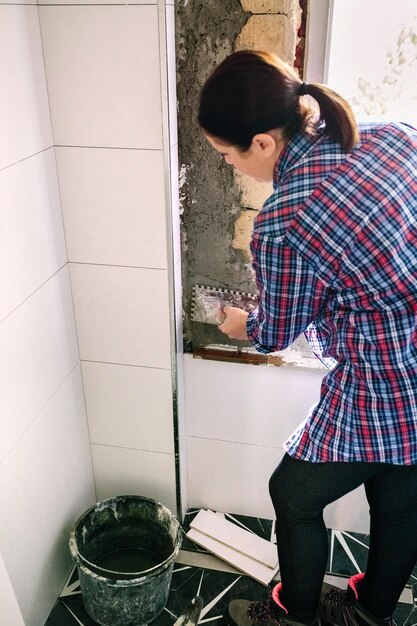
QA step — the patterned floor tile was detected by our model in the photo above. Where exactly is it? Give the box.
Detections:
[45,511,416,626]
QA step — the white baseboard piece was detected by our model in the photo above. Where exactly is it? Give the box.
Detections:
[187,510,279,586]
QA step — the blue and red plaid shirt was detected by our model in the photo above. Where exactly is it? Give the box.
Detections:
[246,121,417,464]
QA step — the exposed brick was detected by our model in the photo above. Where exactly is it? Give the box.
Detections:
[235,14,297,64]
[233,210,257,259]
[234,170,272,211]
[240,0,295,13]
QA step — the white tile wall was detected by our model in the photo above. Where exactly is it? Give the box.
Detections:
[0,6,53,169]
[82,361,174,453]
[70,263,172,369]
[0,554,24,626]
[39,6,163,149]
[184,355,371,533]
[184,356,323,519]
[38,0,182,521]
[3,0,33,5]
[0,149,67,322]
[2,1,181,622]
[184,356,324,446]
[0,6,97,623]
[166,4,178,148]
[0,366,89,572]
[187,434,370,533]
[91,444,177,514]
[187,436,279,520]
[12,450,95,625]
[324,485,370,534]
[39,0,157,4]
[56,147,168,269]
[0,268,80,462]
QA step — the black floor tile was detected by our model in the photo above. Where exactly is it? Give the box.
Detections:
[45,511,416,626]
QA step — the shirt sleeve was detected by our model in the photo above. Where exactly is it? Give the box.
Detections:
[246,232,328,354]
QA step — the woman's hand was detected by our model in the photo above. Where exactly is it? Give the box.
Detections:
[218,306,249,340]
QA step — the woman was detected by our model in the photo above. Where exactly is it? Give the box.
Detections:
[198,50,417,626]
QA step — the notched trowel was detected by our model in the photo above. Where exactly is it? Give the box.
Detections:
[191,285,258,325]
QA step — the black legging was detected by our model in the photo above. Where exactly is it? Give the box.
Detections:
[269,454,417,621]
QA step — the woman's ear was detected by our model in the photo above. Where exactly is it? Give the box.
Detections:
[251,133,278,158]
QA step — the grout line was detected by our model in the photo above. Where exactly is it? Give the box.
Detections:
[188,434,283,450]
[0,262,67,324]
[329,529,335,571]
[0,360,81,465]
[199,576,242,620]
[270,519,276,543]
[333,531,361,573]
[0,145,54,172]
[340,530,369,549]
[223,512,260,535]
[91,441,174,455]
[36,2,161,5]
[80,359,171,371]
[54,143,162,150]
[61,602,87,626]
[68,260,167,271]
[164,607,178,619]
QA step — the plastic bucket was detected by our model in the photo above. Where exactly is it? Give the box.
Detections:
[69,495,183,626]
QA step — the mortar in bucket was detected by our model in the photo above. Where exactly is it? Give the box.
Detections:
[69,495,183,626]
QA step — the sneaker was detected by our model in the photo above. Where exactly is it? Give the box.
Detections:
[320,574,394,626]
[224,582,320,626]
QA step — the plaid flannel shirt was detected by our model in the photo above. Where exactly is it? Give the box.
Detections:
[246,122,417,464]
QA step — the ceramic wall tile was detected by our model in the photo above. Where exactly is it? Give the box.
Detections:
[0,554,24,626]
[185,353,370,533]
[166,4,178,148]
[0,268,79,462]
[186,436,279,520]
[9,450,96,626]
[82,361,174,453]
[70,263,171,369]
[0,366,89,571]
[56,147,168,269]
[325,485,370,534]
[0,149,67,322]
[184,354,324,447]
[39,5,163,149]
[0,0,33,5]
[0,6,53,169]
[91,444,177,514]
[38,0,156,4]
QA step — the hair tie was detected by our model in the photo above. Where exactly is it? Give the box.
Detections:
[298,81,309,96]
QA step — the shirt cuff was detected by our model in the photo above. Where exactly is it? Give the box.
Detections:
[246,308,271,354]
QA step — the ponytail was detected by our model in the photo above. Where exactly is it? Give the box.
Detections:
[301,82,359,152]
[198,50,359,153]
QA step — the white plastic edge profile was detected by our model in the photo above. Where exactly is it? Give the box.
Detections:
[304,0,334,84]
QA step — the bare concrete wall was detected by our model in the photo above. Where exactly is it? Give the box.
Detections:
[176,0,303,354]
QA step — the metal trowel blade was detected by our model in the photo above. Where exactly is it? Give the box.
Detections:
[191,285,258,325]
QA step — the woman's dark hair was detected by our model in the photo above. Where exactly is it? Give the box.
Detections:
[198,50,359,153]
